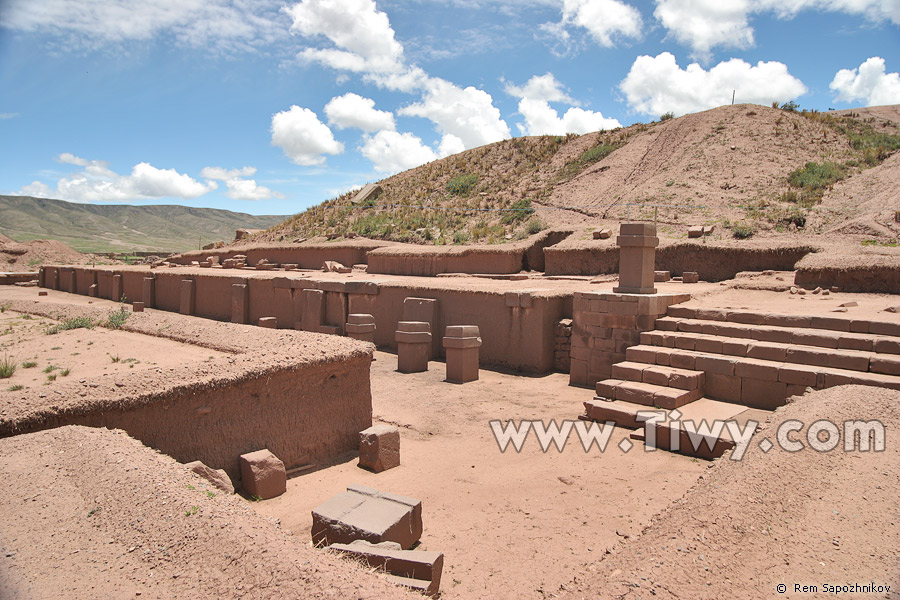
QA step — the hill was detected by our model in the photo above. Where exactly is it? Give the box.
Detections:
[255,103,900,247]
[0,196,287,253]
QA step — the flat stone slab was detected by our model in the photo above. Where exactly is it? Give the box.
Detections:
[312,484,423,549]
[328,540,443,597]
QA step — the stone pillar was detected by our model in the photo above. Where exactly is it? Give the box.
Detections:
[88,283,98,297]
[180,279,195,315]
[346,314,376,343]
[613,222,658,295]
[231,283,249,324]
[142,276,155,308]
[112,274,123,302]
[67,268,77,294]
[301,289,325,332]
[443,325,482,383]
[402,297,439,358]
[396,321,431,373]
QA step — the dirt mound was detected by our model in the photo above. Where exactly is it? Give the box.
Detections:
[0,425,415,599]
[0,234,96,271]
[558,384,900,600]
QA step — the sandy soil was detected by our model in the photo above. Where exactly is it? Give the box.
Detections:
[0,425,417,600]
[0,310,229,394]
[0,233,100,272]
[556,384,900,600]
[253,349,706,600]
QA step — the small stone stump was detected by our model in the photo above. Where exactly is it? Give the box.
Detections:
[239,449,286,500]
[311,484,423,549]
[346,314,376,344]
[132,302,144,312]
[682,271,699,283]
[358,425,400,473]
[396,321,431,373]
[443,325,482,383]
[258,316,277,328]
[613,222,658,295]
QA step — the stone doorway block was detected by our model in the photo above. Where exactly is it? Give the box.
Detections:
[311,484,423,549]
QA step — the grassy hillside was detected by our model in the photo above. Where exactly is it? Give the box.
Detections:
[256,103,900,245]
[0,196,287,253]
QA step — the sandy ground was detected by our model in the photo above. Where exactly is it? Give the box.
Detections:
[0,310,229,394]
[0,425,417,600]
[253,349,706,600]
[557,384,900,600]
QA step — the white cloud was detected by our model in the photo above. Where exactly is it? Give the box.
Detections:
[199,166,257,180]
[0,112,20,120]
[270,105,344,166]
[830,57,900,107]
[200,166,282,201]
[222,178,284,201]
[20,155,218,202]
[620,52,807,117]
[506,73,620,135]
[516,99,621,135]
[285,0,405,75]
[655,0,900,59]
[360,130,438,173]
[399,77,511,149]
[438,134,466,157]
[542,0,643,49]
[0,0,286,52]
[505,73,577,104]
[324,93,396,132]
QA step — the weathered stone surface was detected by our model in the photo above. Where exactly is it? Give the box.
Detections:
[258,317,277,328]
[239,449,286,500]
[185,460,235,494]
[358,425,400,473]
[311,484,423,549]
[328,540,443,597]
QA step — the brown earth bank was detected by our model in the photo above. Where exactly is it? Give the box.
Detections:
[0,425,418,600]
[556,384,900,600]
[0,232,100,272]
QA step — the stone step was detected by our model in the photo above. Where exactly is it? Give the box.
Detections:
[593,377,702,409]
[609,360,705,391]
[666,306,900,338]
[653,316,900,355]
[640,329,900,376]
[624,344,900,409]
[583,398,767,459]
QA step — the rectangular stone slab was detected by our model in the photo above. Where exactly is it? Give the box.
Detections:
[312,484,423,549]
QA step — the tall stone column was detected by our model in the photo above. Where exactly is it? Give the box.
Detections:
[613,222,658,295]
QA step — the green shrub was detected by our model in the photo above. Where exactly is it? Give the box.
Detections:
[446,174,478,196]
[659,112,674,121]
[0,355,16,379]
[732,225,755,239]
[502,198,535,225]
[46,316,94,335]
[526,217,546,235]
[104,305,130,329]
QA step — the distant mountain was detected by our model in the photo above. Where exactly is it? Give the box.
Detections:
[0,196,287,253]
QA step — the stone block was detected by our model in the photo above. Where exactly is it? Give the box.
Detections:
[654,270,671,282]
[231,283,249,324]
[593,228,612,239]
[359,425,400,473]
[704,373,742,403]
[688,225,703,238]
[179,279,195,315]
[614,222,658,294]
[740,378,787,410]
[311,484,423,549]
[397,322,431,373]
[132,302,144,312]
[239,449,286,500]
[682,271,699,284]
[185,460,234,494]
[301,289,325,332]
[329,540,443,598]
[38,290,48,296]
[141,276,155,308]
[258,317,277,328]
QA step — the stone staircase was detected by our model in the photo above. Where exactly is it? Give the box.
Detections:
[582,305,900,458]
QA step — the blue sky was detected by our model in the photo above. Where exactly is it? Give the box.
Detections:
[1,0,898,217]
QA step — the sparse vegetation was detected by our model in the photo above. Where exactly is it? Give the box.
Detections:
[732,224,755,239]
[782,161,848,207]
[0,355,16,378]
[445,174,478,196]
[46,316,94,335]
[660,112,674,121]
[0,302,11,313]
[501,198,535,225]
[22,361,37,369]
[104,305,130,329]
[7,384,23,391]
